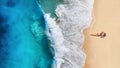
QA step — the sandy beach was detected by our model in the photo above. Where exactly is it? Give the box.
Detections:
[83,0,120,68]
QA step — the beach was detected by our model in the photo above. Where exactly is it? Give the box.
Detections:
[83,0,120,68]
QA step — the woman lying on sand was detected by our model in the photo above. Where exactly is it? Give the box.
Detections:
[90,32,106,38]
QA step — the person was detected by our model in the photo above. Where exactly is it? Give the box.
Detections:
[90,32,106,38]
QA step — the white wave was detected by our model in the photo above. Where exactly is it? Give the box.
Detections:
[45,14,69,68]
[45,0,94,68]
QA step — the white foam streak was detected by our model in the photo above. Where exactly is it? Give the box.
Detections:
[45,14,68,68]
[45,0,94,68]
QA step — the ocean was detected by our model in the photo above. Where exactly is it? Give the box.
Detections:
[0,0,94,68]
[0,0,54,68]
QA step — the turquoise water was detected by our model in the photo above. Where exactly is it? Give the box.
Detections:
[0,0,53,68]
[39,0,63,17]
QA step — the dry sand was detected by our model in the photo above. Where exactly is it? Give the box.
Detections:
[83,0,120,68]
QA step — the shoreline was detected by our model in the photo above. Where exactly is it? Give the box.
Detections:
[47,0,94,68]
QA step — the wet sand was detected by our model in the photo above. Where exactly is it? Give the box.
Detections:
[83,0,120,68]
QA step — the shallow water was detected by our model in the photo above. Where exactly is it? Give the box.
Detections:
[0,0,53,68]
[38,0,63,17]
[47,0,94,68]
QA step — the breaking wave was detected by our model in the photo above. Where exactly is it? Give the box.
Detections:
[44,0,94,68]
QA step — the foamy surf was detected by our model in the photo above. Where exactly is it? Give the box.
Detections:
[45,14,68,68]
[44,0,94,68]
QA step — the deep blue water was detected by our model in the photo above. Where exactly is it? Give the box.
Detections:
[0,0,53,68]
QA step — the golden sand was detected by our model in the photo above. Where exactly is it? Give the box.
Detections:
[83,0,120,68]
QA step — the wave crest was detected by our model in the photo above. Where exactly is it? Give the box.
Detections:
[45,0,94,68]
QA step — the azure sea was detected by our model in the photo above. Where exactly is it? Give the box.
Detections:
[0,0,55,68]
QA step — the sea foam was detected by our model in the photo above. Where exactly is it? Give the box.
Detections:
[44,0,94,68]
